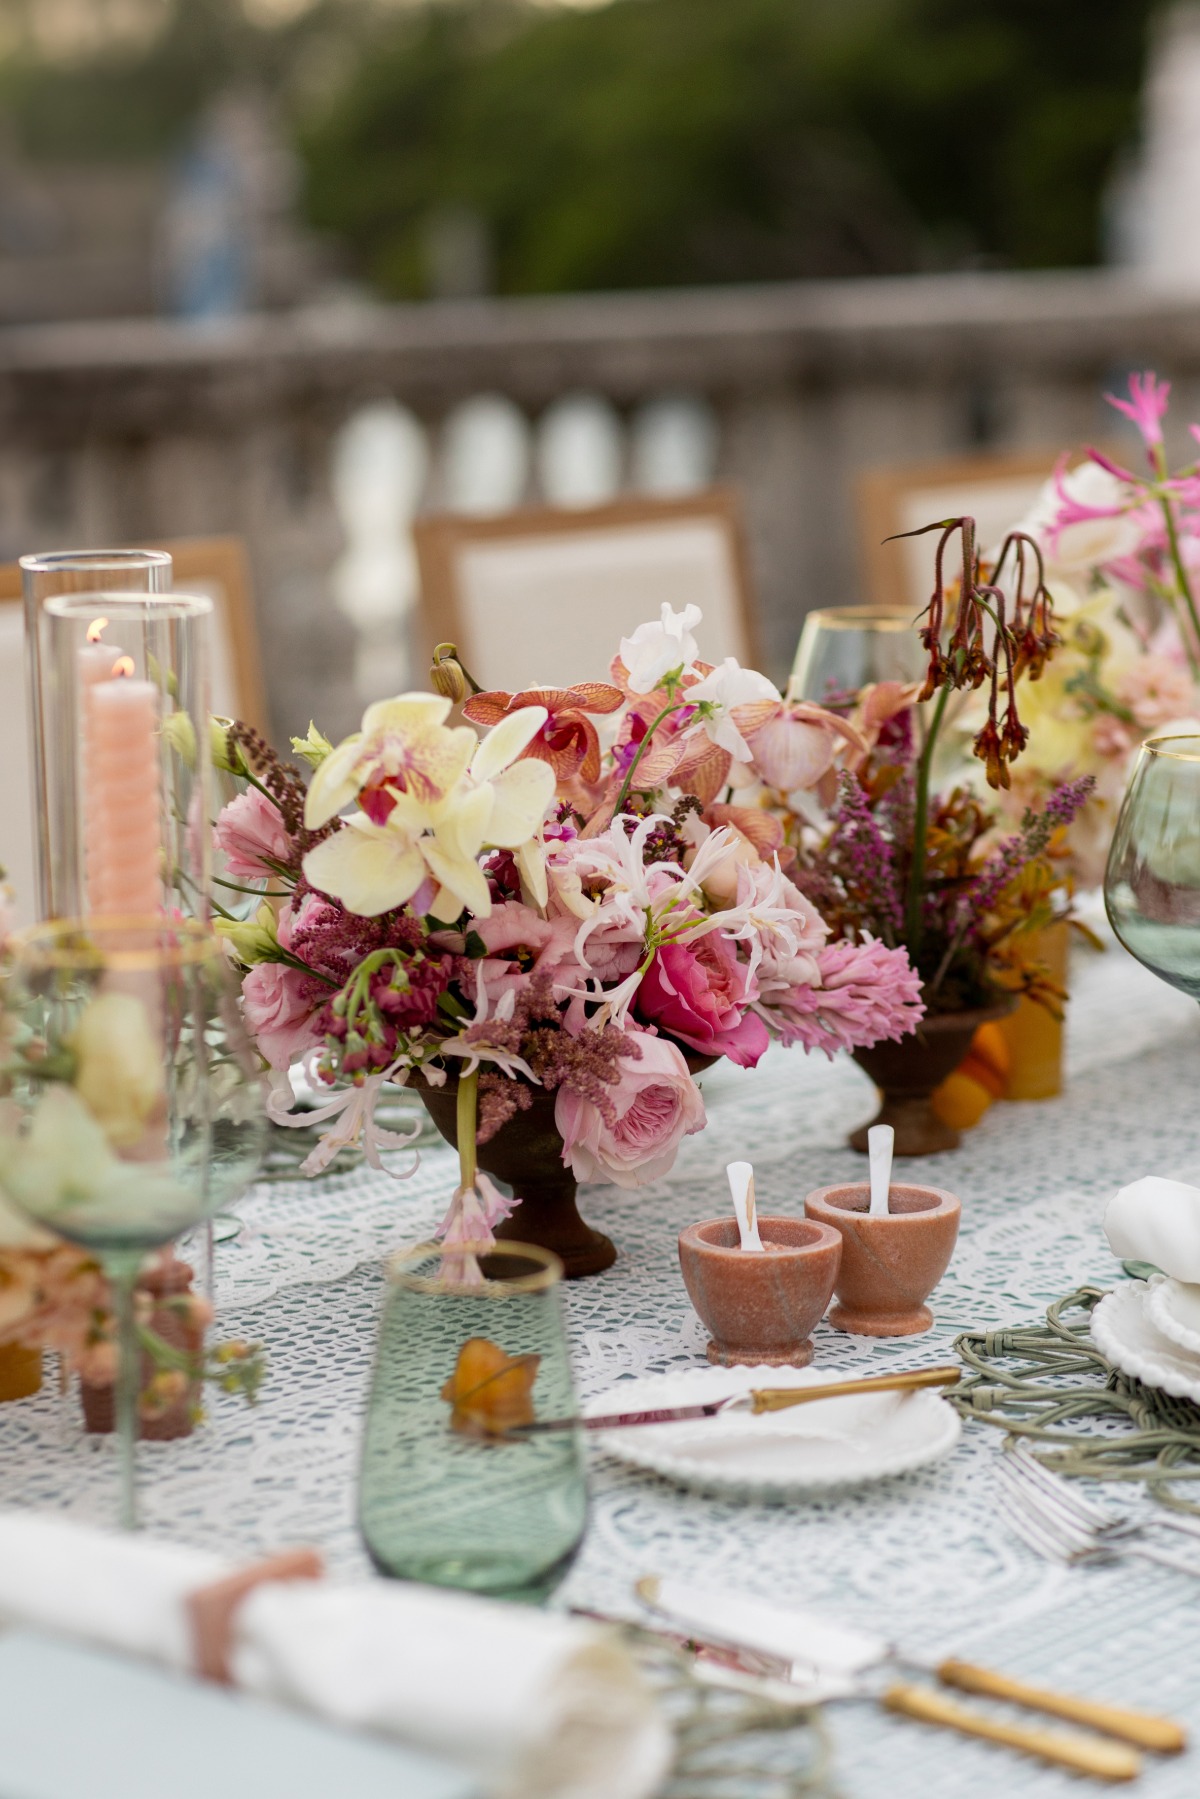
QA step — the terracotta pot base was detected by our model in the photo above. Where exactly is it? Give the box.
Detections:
[828,1301,932,1337]
[705,1335,815,1368]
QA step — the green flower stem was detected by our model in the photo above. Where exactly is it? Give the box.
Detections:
[904,681,952,960]
[1157,486,1200,680]
[613,701,687,815]
[457,1066,479,1190]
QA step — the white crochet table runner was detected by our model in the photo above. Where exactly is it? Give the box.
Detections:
[3,930,1200,1799]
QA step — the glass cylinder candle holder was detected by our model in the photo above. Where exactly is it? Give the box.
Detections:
[41,592,213,923]
[788,604,927,704]
[21,550,172,919]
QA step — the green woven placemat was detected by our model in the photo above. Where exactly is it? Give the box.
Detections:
[953,1284,1200,1513]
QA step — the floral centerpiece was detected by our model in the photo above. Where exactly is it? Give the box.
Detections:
[761,518,1094,1153]
[215,605,922,1273]
[957,372,1200,884]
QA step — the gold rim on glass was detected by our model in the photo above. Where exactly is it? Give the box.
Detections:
[11,915,223,972]
[800,606,916,631]
[386,1240,564,1295]
[1141,733,1200,763]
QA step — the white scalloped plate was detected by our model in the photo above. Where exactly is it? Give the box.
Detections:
[583,1364,962,1499]
[1091,1281,1200,1402]
[1145,1276,1200,1359]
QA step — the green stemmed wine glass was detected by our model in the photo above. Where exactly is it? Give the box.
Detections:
[0,917,264,1528]
[1106,734,1200,998]
[360,1241,587,1601]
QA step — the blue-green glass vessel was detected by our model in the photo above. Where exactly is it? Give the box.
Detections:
[360,1242,587,1602]
[1106,733,1200,999]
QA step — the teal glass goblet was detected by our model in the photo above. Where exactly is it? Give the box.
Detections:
[360,1242,587,1601]
[0,917,265,1527]
[1106,734,1200,998]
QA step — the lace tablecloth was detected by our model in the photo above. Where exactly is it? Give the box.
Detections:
[4,934,1200,1798]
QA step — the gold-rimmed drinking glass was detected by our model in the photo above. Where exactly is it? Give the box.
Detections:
[788,604,926,704]
[0,916,264,1528]
[360,1241,587,1601]
[1105,734,1200,998]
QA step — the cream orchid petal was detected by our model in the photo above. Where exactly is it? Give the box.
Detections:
[436,780,496,860]
[485,759,556,847]
[361,693,452,735]
[471,705,548,783]
[516,836,549,909]
[301,821,426,917]
[422,840,493,920]
[304,733,365,828]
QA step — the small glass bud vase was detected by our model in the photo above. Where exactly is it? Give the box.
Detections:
[21,550,172,919]
[40,592,214,922]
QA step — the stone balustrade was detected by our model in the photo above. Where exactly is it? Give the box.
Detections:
[2,268,1200,746]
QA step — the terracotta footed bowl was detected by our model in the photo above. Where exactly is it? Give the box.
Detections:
[804,1182,960,1337]
[678,1214,843,1367]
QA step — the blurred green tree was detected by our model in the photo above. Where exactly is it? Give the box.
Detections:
[300,0,1160,294]
[0,0,1161,291]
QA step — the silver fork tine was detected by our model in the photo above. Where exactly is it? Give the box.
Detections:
[999,1453,1107,1548]
[1008,1441,1200,1548]
[998,1455,1200,1579]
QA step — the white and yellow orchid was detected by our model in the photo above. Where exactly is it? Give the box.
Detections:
[301,696,556,921]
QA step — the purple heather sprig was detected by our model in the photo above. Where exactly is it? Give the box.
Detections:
[966,776,1095,919]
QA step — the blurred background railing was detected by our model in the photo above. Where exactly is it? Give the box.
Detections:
[3,268,1199,745]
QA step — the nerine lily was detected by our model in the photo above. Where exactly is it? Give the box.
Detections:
[302,695,556,920]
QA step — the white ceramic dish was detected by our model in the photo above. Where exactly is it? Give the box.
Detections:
[583,1364,962,1499]
[1145,1275,1200,1359]
[1091,1281,1200,1402]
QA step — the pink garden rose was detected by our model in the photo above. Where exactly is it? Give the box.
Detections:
[242,960,323,1070]
[635,934,768,1068]
[214,787,292,882]
[555,1028,706,1188]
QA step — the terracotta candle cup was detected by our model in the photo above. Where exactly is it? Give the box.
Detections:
[804,1182,960,1338]
[677,1214,843,1367]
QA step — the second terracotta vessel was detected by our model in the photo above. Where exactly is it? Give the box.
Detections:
[804,1182,960,1337]
[678,1214,843,1366]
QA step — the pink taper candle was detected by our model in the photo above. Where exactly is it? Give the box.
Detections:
[83,662,162,916]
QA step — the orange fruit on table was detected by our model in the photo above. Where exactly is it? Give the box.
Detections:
[931,1069,994,1131]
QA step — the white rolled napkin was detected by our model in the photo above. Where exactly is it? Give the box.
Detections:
[0,1515,670,1799]
[1103,1176,1200,1282]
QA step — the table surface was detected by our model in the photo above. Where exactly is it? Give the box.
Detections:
[3,930,1200,1799]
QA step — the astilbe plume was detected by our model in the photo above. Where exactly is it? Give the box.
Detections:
[798,772,905,944]
[475,968,635,1144]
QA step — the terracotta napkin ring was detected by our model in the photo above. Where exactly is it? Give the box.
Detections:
[187,1547,324,1684]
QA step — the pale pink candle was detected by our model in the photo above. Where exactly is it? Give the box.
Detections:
[84,668,162,917]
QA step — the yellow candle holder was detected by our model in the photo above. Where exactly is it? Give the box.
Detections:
[0,1344,42,1403]
[998,921,1070,1101]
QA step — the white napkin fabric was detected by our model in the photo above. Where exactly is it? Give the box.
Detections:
[1103,1176,1200,1282]
[0,1515,671,1799]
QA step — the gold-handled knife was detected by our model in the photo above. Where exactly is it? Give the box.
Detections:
[509,1363,961,1433]
[635,1575,1185,1770]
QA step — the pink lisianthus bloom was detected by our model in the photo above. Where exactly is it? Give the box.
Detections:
[214,787,292,882]
[758,936,923,1057]
[1113,655,1196,729]
[555,1028,706,1188]
[635,933,769,1068]
[242,960,324,1070]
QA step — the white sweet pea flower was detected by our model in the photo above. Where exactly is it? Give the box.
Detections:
[618,602,703,694]
[684,657,780,761]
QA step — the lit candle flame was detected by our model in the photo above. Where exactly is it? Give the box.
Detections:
[86,617,109,644]
[111,655,135,679]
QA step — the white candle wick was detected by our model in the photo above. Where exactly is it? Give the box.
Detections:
[726,1160,764,1252]
[868,1125,894,1217]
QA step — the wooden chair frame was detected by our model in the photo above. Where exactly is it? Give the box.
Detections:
[413,486,760,678]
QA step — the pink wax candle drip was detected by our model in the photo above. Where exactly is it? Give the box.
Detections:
[83,647,163,918]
